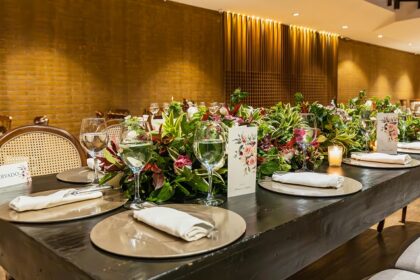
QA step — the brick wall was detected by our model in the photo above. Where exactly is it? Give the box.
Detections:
[338,39,420,103]
[0,0,223,135]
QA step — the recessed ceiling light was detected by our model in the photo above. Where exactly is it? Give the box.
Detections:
[341,25,349,29]
[377,34,383,38]
[408,43,413,46]
[292,12,300,17]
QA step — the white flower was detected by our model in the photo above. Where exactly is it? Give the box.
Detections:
[365,100,373,110]
[124,115,132,120]
[187,106,199,120]
[219,106,228,116]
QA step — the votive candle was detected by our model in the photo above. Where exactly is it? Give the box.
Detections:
[328,145,343,167]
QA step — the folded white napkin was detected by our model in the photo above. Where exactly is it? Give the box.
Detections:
[272,172,344,189]
[351,152,412,165]
[398,142,420,150]
[9,189,103,212]
[133,207,215,242]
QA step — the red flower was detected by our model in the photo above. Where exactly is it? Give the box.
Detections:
[174,155,193,169]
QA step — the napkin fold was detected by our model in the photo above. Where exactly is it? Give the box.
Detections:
[9,189,103,212]
[133,207,215,242]
[351,152,412,165]
[398,142,420,150]
[272,172,344,189]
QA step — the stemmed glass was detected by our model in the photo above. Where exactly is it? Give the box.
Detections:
[80,118,108,185]
[162,102,170,116]
[119,126,153,210]
[294,113,317,172]
[360,112,375,152]
[149,103,159,130]
[193,121,226,206]
[208,102,220,115]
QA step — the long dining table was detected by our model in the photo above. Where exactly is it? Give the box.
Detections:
[1,155,420,280]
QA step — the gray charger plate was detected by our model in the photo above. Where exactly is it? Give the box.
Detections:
[90,204,246,258]
[56,167,103,184]
[0,189,127,223]
[259,176,362,198]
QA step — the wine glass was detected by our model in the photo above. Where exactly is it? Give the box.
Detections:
[193,121,226,206]
[149,103,159,118]
[80,118,108,185]
[162,102,170,116]
[208,102,220,115]
[360,112,375,152]
[294,113,317,172]
[120,126,153,210]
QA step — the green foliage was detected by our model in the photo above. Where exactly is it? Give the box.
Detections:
[100,89,420,203]
[230,88,249,106]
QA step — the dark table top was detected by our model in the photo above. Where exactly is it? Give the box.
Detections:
[1,157,420,280]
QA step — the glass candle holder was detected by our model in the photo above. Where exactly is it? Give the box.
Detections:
[328,145,343,167]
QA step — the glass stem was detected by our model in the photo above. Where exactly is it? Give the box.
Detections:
[207,168,213,200]
[93,154,99,184]
[134,172,141,202]
[302,144,308,170]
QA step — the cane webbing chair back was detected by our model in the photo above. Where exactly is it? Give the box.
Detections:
[0,126,86,176]
[106,123,123,145]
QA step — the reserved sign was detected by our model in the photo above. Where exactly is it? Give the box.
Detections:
[0,162,31,188]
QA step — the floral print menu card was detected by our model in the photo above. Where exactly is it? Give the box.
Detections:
[228,126,258,198]
[376,113,398,154]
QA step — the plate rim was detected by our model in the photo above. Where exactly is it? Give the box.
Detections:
[0,189,127,224]
[258,176,362,198]
[343,157,420,169]
[90,204,247,259]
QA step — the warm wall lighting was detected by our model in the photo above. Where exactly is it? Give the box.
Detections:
[377,34,383,38]
[293,12,300,16]
[341,25,349,29]
[408,42,413,46]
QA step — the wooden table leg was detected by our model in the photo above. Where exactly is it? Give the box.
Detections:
[377,219,385,233]
[401,206,408,224]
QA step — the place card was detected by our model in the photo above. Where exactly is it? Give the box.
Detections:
[227,126,258,198]
[376,113,398,154]
[0,162,31,188]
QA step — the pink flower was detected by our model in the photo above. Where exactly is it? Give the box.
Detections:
[246,157,257,167]
[243,145,254,156]
[174,155,193,169]
[153,173,164,190]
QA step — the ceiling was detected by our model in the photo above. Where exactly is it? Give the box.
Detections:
[173,0,420,54]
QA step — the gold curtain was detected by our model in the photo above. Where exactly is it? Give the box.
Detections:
[224,12,339,106]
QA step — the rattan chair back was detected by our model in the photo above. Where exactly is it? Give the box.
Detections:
[0,125,86,176]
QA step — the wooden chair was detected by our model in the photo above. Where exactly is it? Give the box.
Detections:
[0,125,86,176]
[33,115,49,126]
[106,109,130,120]
[0,115,12,136]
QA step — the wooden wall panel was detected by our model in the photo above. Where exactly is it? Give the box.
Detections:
[0,0,223,135]
[224,13,339,107]
[338,39,420,103]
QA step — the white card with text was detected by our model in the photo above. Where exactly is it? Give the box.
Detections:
[0,162,31,188]
[376,113,398,154]
[228,126,258,198]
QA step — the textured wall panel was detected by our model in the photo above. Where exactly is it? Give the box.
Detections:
[0,0,224,135]
[338,39,420,103]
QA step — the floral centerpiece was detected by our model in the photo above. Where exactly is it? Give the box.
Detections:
[99,89,419,203]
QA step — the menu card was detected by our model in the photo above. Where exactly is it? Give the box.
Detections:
[227,126,258,198]
[0,162,31,188]
[376,113,398,154]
